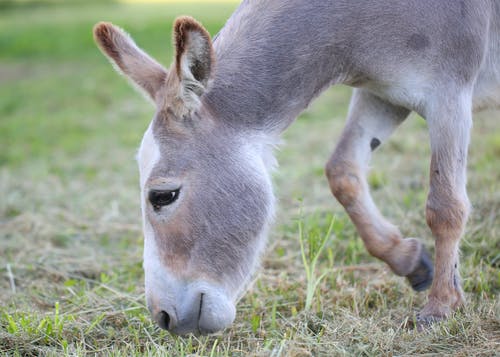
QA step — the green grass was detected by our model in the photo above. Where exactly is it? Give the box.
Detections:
[1,1,499,356]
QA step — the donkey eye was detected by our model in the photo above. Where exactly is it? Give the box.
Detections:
[148,189,180,211]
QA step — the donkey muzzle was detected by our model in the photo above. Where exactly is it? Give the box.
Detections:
[147,281,236,335]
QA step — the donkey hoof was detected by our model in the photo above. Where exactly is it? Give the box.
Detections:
[406,246,433,292]
[405,313,442,331]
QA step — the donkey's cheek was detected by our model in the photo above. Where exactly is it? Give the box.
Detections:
[151,221,193,273]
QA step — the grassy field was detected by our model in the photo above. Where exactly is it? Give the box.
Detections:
[1,1,499,356]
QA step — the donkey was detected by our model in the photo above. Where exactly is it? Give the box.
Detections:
[94,0,500,335]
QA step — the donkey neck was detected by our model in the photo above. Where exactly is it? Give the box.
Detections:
[203,0,343,134]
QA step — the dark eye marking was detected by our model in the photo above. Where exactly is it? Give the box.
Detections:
[148,189,180,211]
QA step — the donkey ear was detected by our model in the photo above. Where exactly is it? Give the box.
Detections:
[93,22,167,102]
[173,16,214,108]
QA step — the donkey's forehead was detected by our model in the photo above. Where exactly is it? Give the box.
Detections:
[151,108,190,142]
[146,116,195,178]
[151,93,215,138]
[145,108,238,178]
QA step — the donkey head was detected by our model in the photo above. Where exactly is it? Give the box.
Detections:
[93,17,275,335]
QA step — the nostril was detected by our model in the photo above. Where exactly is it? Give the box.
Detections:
[157,310,171,330]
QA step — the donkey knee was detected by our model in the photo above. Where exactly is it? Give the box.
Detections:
[325,159,363,208]
[426,192,470,240]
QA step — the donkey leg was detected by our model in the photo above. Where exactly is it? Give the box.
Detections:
[419,91,472,322]
[325,89,433,290]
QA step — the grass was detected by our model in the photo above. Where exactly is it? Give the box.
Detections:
[299,213,337,311]
[1,1,499,356]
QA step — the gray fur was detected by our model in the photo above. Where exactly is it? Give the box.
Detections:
[207,0,498,125]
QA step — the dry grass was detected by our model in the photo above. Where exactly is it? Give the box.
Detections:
[1,1,499,356]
